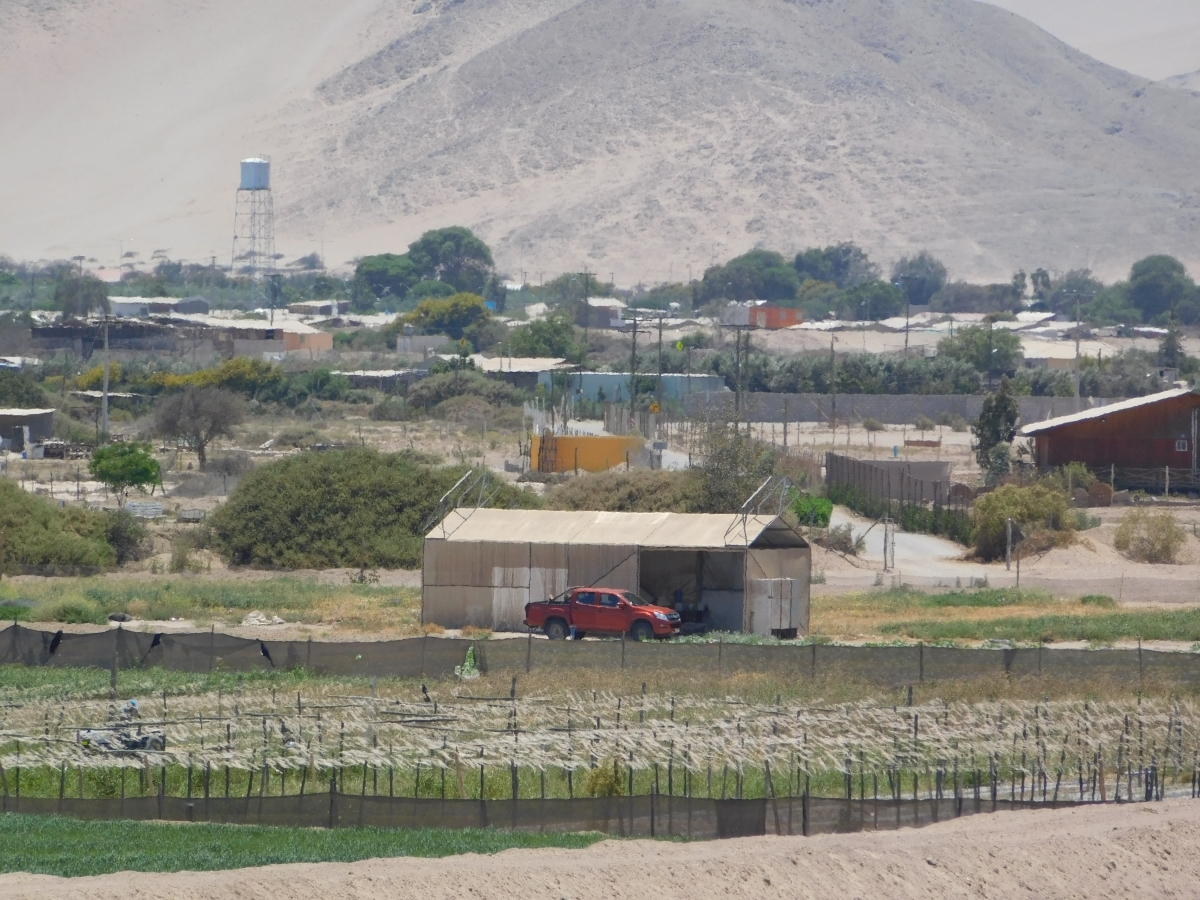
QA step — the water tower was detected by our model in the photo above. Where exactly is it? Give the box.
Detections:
[231,157,275,277]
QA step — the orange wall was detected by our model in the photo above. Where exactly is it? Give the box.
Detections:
[531,434,645,472]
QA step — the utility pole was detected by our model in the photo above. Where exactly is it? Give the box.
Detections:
[581,267,592,355]
[101,318,110,437]
[732,326,740,417]
[656,311,665,410]
[894,274,916,356]
[829,336,837,439]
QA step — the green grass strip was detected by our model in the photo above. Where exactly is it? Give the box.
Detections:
[880,608,1200,644]
[0,813,607,877]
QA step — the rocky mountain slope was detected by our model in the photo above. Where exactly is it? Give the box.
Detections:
[2,0,1199,281]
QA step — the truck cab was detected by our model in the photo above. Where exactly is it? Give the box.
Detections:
[524,587,681,640]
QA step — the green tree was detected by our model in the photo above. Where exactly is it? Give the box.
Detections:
[88,442,160,507]
[0,370,47,407]
[937,323,1023,377]
[699,250,799,303]
[404,293,489,340]
[1159,319,1185,369]
[842,279,905,320]
[794,243,879,288]
[352,253,419,307]
[891,252,948,307]
[972,377,1020,470]
[507,311,582,359]
[406,226,494,294]
[1127,255,1196,323]
[53,274,109,319]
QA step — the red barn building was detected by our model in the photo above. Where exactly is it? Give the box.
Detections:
[1021,388,1200,489]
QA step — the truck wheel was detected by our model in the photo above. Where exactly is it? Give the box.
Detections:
[630,620,654,642]
[544,618,568,640]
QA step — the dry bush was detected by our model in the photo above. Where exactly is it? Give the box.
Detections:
[1113,509,1186,564]
[544,469,702,512]
[973,483,1073,561]
[813,523,865,556]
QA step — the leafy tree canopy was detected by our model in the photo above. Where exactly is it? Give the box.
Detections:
[937,324,1024,376]
[841,279,905,320]
[891,252,948,307]
[971,377,1020,469]
[507,310,582,359]
[54,275,109,319]
[88,442,161,506]
[210,449,538,569]
[353,253,419,307]
[700,250,800,303]
[794,243,879,289]
[407,226,494,294]
[404,293,490,340]
[930,282,1021,314]
[1126,255,1198,324]
[0,370,47,407]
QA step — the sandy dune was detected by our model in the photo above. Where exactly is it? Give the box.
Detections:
[2,0,1200,283]
[4,799,1200,898]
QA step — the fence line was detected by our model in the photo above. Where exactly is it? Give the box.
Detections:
[0,790,1161,839]
[3,623,1200,685]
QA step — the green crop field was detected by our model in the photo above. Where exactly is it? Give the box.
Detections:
[0,814,607,877]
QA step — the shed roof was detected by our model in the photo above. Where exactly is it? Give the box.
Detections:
[0,408,56,417]
[1020,388,1196,435]
[427,509,805,550]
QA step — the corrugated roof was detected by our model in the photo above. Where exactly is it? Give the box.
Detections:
[427,509,798,549]
[1020,388,1196,435]
[0,408,56,416]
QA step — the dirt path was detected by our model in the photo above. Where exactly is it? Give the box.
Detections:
[5,800,1200,898]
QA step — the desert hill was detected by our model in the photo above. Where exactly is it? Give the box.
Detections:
[1,0,1199,282]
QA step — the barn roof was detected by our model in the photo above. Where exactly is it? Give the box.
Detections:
[426,508,806,550]
[1020,388,1197,436]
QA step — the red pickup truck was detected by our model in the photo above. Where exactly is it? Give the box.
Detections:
[525,587,681,641]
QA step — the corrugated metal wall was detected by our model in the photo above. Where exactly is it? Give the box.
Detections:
[424,539,640,630]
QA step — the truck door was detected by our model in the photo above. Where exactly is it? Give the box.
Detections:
[572,591,599,631]
[594,591,625,633]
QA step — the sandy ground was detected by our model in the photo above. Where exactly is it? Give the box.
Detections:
[4,799,1200,898]
[3,0,1200,281]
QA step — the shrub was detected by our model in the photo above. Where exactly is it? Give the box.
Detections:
[972,483,1072,561]
[1043,462,1098,493]
[791,492,833,527]
[1113,509,1186,564]
[0,370,49,406]
[545,470,702,513]
[31,597,104,624]
[861,417,885,432]
[407,371,523,409]
[104,510,150,564]
[369,398,413,422]
[0,480,117,571]
[583,761,625,797]
[210,448,540,569]
[913,414,936,432]
[1080,594,1117,608]
[815,523,864,556]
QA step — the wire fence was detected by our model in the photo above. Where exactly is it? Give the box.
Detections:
[5,624,1200,685]
[1,686,1196,836]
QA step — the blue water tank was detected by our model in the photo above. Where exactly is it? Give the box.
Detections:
[239,158,270,191]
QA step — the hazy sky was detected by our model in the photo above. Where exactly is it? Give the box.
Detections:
[983,0,1200,80]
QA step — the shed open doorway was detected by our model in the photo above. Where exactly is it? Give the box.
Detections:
[638,550,746,632]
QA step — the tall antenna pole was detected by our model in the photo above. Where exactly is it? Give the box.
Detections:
[101,318,110,437]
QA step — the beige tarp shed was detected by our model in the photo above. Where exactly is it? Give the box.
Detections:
[422,509,810,637]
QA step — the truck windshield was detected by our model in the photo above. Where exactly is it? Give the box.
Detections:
[620,592,651,606]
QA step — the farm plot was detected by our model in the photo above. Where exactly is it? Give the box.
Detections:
[1,680,1196,805]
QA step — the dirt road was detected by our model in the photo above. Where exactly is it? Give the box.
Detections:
[5,800,1199,899]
